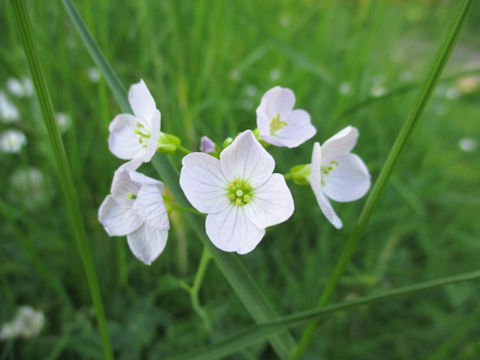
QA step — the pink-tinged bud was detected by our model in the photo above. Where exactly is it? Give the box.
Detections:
[200,136,216,154]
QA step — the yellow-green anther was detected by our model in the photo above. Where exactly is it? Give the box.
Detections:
[269,113,288,135]
[126,192,137,200]
[226,178,254,206]
[321,160,339,176]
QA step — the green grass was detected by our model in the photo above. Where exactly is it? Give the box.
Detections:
[1,0,480,359]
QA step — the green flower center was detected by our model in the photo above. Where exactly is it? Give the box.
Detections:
[269,113,288,135]
[226,179,254,206]
[126,192,137,200]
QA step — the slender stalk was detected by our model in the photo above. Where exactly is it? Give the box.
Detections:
[293,1,475,357]
[11,1,113,359]
[171,269,480,360]
[189,247,212,330]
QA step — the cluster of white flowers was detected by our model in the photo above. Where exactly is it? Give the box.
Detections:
[0,306,45,340]
[99,80,371,264]
[0,129,26,153]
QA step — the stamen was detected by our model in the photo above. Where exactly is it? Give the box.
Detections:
[269,113,288,135]
[126,192,137,200]
[226,178,254,206]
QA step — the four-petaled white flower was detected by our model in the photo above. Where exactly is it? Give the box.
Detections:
[256,86,316,148]
[0,129,26,153]
[98,168,170,265]
[108,79,160,169]
[180,130,294,254]
[309,126,370,229]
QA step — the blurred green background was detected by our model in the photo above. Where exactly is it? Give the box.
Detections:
[1,0,479,359]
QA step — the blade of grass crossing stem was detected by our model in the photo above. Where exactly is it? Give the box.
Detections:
[293,0,475,358]
[61,0,296,356]
[11,1,114,359]
[170,269,480,360]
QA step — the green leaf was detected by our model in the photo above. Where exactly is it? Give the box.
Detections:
[11,1,113,359]
[170,269,480,360]
[293,0,476,357]
[61,0,296,356]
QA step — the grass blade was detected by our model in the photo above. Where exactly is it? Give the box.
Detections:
[61,0,296,356]
[170,269,480,360]
[293,0,475,357]
[11,1,113,359]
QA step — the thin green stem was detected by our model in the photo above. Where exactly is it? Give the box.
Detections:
[171,269,480,360]
[190,247,213,330]
[11,1,113,359]
[170,203,204,216]
[177,145,191,155]
[292,1,475,358]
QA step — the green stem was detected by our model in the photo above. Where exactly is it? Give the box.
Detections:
[171,269,480,360]
[170,203,204,216]
[190,247,213,330]
[177,145,191,155]
[11,1,113,359]
[292,0,475,358]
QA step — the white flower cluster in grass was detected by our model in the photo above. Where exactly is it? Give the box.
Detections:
[0,306,45,340]
[0,129,26,153]
[99,80,371,264]
[0,91,19,123]
[6,77,33,98]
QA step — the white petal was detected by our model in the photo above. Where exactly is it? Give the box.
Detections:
[268,109,316,148]
[108,114,144,160]
[98,195,142,236]
[205,206,265,254]
[220,130,275,187]
[110,168,159,197]
[179,152,230,213]
[322,153,371,202]
[322,126,359,162]
[310,142,342,229]
[244,173,294,229]
[133,184,170,230]
[141,109,161,163]
[126,223,168,265]
[128,79,156,123]
[256,86,295,118]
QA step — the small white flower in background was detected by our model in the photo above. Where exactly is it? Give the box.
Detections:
[458,137,477,152]
[339,82,352,95]
[0,306,45,340]
[256,86,316,148]
[108,79,160,170]
[180,130,294,254]
[87,67,101,83]
[0,129,26,153]
[99,167,170,265]
[6,77,33,98]
[6,78,25,97]
[270,68,281,81]
[200,136,216,154]
[280,14,291,27]
[56,112,72,133]
[370,76,387,97]
[0,91,19,123]
[400,70,414,81]
[445,86,460,100]
[9,168,49,209]
[245,85,258,98]
[309,126,370,229]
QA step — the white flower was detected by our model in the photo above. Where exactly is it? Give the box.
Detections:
[98,168,170,265]
[269,68,281,81]
[9,168,50,209]
[108,79,160,169]
[339,82,351,95]
[458,137,477,152]
[0,306,45,340]
[0,91,19,122]
[256,86,316,148]
[7,78,25,97]
[0,129,26,153]
[180,130,294,254]
[56,112,72,133]
[200,136,216,154]
[22,77,33,97]
[309,126,370,229]
[87,67,101,83]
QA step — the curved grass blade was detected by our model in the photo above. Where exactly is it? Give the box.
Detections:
[11,1,113,359]
[170,269,480,360]
[293,0,475,357]
[61,0,296,356]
